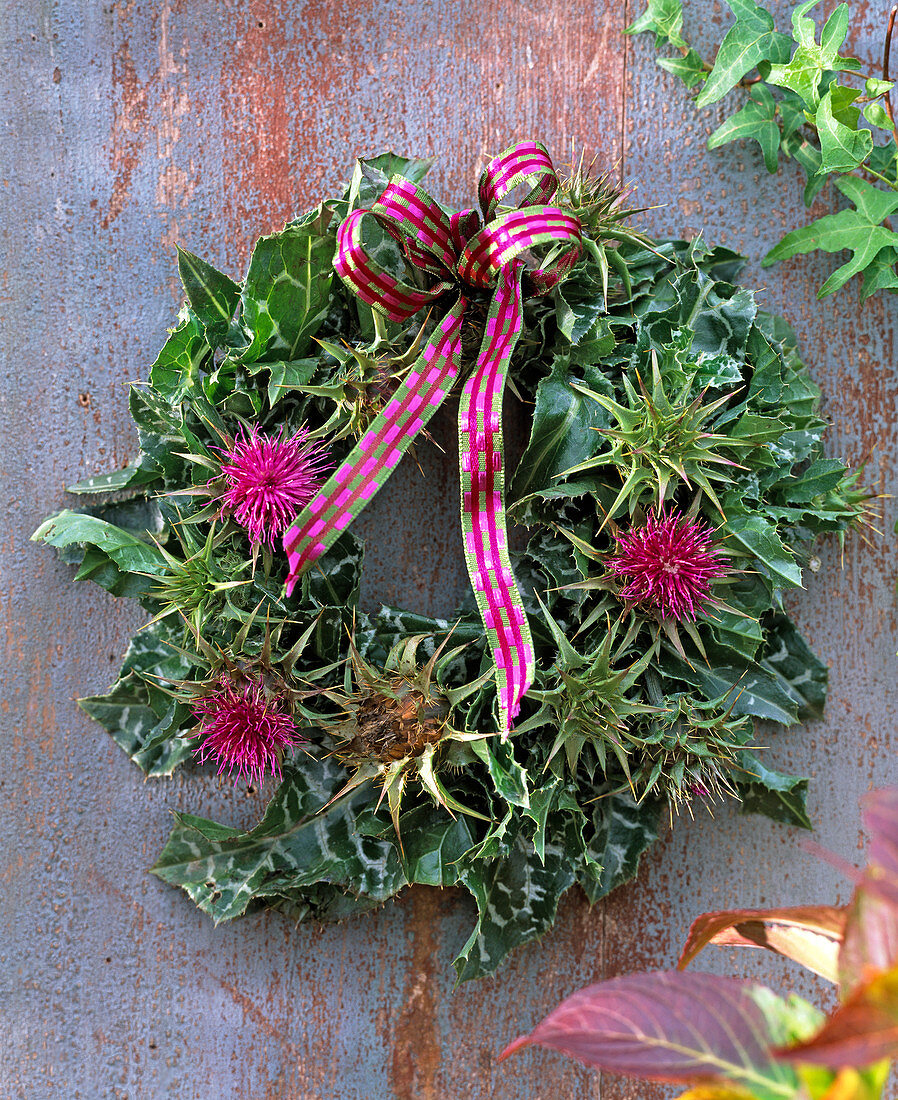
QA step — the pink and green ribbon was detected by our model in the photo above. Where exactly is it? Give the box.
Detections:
[284,141,582,732]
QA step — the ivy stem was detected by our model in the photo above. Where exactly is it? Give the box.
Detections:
[884,5,898,126]
[862,163,898,191]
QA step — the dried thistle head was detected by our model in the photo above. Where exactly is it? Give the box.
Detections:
[312,634,490,843]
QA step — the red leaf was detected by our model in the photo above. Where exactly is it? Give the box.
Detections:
[777,968,898,1068]
[678,906,846,982]
[863,790,898,892]
[498,971,794,1094]
[834,789,898,997]
[839,887,898,995]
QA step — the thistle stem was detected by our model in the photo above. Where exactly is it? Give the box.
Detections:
[372,308,389,350]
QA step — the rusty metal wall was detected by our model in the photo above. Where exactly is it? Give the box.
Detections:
[4,1,897,1097]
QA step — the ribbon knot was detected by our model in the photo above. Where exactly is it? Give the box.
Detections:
[284,141,582,733]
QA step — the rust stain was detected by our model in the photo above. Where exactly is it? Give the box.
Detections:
[219,1,305,251]
[388,888,443,1099]
[105,0,190,228]
[104,24,150,228]
[194,961,301,1061]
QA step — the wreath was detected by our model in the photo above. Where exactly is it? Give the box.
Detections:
[34,142,869,980]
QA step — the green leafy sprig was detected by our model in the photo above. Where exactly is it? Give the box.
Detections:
[628,0,898,299]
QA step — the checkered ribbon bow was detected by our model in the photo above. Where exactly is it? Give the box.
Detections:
[284,141,582,733]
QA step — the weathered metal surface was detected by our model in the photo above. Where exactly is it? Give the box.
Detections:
[3,1,897,1097]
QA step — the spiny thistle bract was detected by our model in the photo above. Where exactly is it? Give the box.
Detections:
[629,692,754,817]
[555,149,653,300]
[565,343,777,520]
[150,522,247,636]
[301,326,428,442]
[519,603,657,783]
[311,635,490,843]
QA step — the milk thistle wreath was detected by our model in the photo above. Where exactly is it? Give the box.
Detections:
[35,142,870,980]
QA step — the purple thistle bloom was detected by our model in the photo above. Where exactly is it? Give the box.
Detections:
[191,675,301,785]
[607,510,729,622]
[217,426,330,546]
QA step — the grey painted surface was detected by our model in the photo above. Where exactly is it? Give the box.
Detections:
[2,1,896,1097]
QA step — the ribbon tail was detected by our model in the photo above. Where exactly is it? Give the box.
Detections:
[283,299,466,592]
[458,262,536,736]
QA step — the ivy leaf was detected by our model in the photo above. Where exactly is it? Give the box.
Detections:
[863,101,894,132]
[763,176,898,298]
[765,1,860,109]
[625,0,687,49]
[499,971,801,1099]
[151,753,406,922]
[867,137,898,178]
[790,140,828,206]
[236,204,335,364]
[176,245,241,346]
[858,247,898,300]
[736,751,811,829]
[708,83,781,172]
[657,49,707,88]
[694,0,792,108]
[816,86,873,173]
[454,830,576,982]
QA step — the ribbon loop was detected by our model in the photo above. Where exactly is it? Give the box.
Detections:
[334,207,445,323]
[372,179,458,275]
[478,140,559,221]
[458,205,582,288]
[285,142,582,733]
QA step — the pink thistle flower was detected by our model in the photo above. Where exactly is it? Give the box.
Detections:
[217,426,330,546]
[191,675,301,785]
[607,510,729,622]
